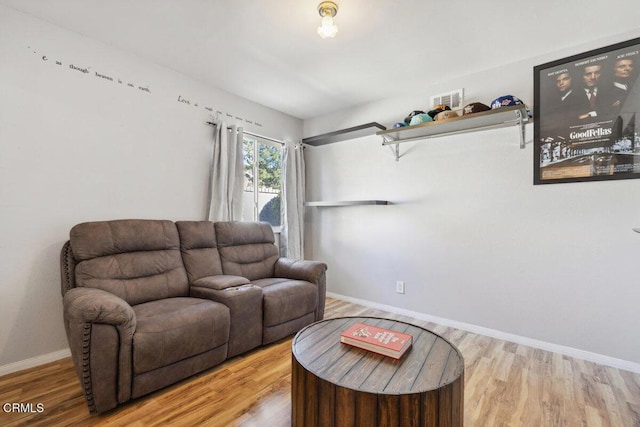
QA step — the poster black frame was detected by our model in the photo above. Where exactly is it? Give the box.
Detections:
[533,37,640,185]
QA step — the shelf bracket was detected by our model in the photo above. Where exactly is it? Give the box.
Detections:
[382,135,401,161]
[388,143,400,162]
[516,110,526,149]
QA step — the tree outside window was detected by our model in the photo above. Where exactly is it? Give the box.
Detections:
[242,138,282,228]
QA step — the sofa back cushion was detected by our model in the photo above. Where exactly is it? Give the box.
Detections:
[70,219,189,305]
[215,221,279,280]
[175,221,224,283]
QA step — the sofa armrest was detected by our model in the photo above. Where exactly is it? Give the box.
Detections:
[274,258,327,284]
[64,287,136,328]
[274,258,328,321]
[63,287,136,413]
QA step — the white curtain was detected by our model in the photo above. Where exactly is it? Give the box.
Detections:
[207,121,244,221]
[281,141,305,259]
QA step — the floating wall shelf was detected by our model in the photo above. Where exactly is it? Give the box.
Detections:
[377,105,529,161]
[302,122,387,146]
[304,200,390,207]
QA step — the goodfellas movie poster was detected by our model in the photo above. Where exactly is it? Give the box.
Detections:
[534,37,640,184]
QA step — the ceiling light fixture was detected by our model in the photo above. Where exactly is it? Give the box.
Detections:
[317,1,338,38]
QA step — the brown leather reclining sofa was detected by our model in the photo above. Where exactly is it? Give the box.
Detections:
[60,219,327,414]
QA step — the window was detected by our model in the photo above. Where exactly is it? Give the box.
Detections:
[242,137,282,230]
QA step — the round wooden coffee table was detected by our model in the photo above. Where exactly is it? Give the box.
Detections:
[291,316,464,427]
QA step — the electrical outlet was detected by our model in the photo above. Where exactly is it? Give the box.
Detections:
[395,280,405,294]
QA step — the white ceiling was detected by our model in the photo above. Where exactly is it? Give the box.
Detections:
[3,0,639,120]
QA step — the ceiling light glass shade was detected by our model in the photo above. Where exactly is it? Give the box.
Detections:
[317,16,338,38]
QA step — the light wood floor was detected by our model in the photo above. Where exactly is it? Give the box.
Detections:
[1,298,639,426]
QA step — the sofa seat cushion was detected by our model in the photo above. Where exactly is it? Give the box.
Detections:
[132,297,230,375]
[251,278,317,327]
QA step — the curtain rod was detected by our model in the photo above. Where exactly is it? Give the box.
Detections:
[206,121,284,146]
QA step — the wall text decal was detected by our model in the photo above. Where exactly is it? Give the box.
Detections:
[29,45,263,127]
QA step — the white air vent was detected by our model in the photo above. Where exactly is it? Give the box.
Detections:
[430,88,464,109]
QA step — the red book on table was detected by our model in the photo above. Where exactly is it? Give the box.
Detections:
[340,322,413,359]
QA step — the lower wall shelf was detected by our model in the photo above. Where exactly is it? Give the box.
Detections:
[304,200,390,207]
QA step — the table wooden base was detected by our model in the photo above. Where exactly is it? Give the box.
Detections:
[292,356,464,426]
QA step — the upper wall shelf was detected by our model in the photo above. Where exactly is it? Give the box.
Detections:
[304,200,389,207]
[302,122,387,146]
[377,105,529,161]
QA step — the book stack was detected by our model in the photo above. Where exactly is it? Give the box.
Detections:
[340,322,413,359]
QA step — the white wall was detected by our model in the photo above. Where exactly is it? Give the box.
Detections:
[304,30,640,368]
[0,6,301,369]
[2,4,639,374]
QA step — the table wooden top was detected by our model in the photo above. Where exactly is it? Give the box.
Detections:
[292,316,464,395]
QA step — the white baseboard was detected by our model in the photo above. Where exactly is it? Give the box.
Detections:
[3,294,639,377]
[0,349,71,377]
[327,292,640,374]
